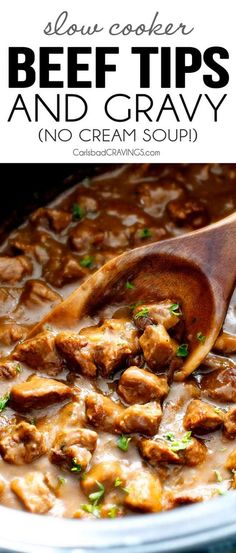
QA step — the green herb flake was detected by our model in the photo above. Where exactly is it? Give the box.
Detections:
[214,469,223,483]
[169,303,182,317]
[0,393,10,413]
[214,407,222,415]
[88,481,105,505]
[140,228,152,239]
[125,281,135,290]
[114,477,122,488]
[44,323,53,331]
[15,363,22,374]
[72,203,85,220]
[58,476,66,486]
[81,504,101,517]
[129,301,142,311]
[165,431,192,452]
[117,435,132,452]
[176,344,189,358]
[196,332,206,344]
[134,307,149,320]
[79,255,94,268]
[215,488,225,496]
[70,458,82,473]
[108,505,118,518]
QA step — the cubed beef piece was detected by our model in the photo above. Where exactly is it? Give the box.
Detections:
[13,331,63,376]
[139,438,181,465]
[167,199,209,229]
[43,251,86,288]
[201,367,236,402]
[69,219,105,253]
[30,208,72,232]
[136,181,183,211]
[0,323,28,347]
[50,428,97,471]
[81,461,123,496]
[118,367,168,405]
[224,407,236,438]
[124,469,162,513]
[56,332,97,377]
[165,492,202,509]
[214,332,236,354]
[0,421,46,464]
[11,472,53,514]
[20,280,61,309]
[116,402,162,436]
[225,450,236,471]
[57,319,140,378]
[0,287,20,316]
[133,300,180,331]
[139,324,177,370]
[0,256,32,284]
[85,393,124,433]
[183,399,224,433]
[0,360,22,380]
[10,374,72,410]
[180,437,207,466]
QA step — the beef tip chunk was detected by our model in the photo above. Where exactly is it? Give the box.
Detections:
[81,461,123,497]
[30,208,72,232]
[133,300,180,331]
[50,428,97,472]
[43,250,86,288]
[56,332,97,378]
[165,492,202,510]
[139,438,181,465]
[11,472,53,514]
[116,402,162,436]
[13,331,63,376]
[85,393,124,433]
[74,193,98,214]
[19,279,61,310]
[0,421,46,464]
[118,367,169,405]
[214,332,236,354]
[224,407,236,438]
[10,374,72,410]
[0,287,20,316]
[225,450,236,471]
[0,256,32,284]
[0,322,28,347]
[167,199,209,229]
[180,437,207,466]
[201,367,236,402]
[183,399,224,433]
[139,324,177,370]
[124,469,162,513]
[0,359,22,380]
[58,319,140,378]
[69,219,105,253]
[136,181,183,211]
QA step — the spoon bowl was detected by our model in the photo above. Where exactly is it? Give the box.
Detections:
[27,212,236,381]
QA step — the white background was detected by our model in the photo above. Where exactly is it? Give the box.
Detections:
[0,0,235,162]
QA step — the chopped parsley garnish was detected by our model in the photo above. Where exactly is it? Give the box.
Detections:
[88,481,105,505]
[176,344,189,358]
[44,323,53,331]
[108,505,119,518]
[57,476,66,488]
[125,281,135,290]
[140,228,152,239]
[214,469,223,483]
[70,458,82,473]
[214,407,222,415]
[134,307,149,319]
[15,363,22,374]
[215,488,225,496]
[196,332,206,344]
[81,504,101,517]
[169,303,182,317]
[0,393,10,412]
[165,431,192,452]
[117,435,132,452]
[114,477,122,488]
[72,203,85,220]
[79,255,94,268]
[129,301,142,311]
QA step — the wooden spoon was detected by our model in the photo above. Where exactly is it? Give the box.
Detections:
[26,212,236,382]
